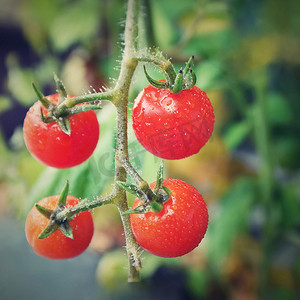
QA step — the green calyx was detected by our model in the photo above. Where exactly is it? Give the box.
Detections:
[36,181,74,239]
[143,55,197,93]
[119,161,171,215]
[33,73,102,136]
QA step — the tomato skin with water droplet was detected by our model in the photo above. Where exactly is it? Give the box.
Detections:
[25,196,94,259]
[23,94,99,168]
[132,85,215,159]
[130,179,209,257]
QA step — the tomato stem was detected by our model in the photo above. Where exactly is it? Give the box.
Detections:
[135,53,197,92]
[136,54,177,83]
[108,0,141,281]
[56,196,115,221]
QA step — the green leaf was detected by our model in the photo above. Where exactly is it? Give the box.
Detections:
[206,178,256,271]
[6,55,35,106]
[223,120,252,150]
[194,59,224,90]
[186,30,237,57]
[266,93,292,125]
[49,0,100,52]
[151,0,177,48]
[186,269,209,298]
[280,185,300,230]
[0,96,12,113]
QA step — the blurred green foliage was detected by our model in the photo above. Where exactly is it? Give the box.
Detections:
[0,0,300,299]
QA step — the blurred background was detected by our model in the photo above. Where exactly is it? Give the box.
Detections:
[0,0,300,299]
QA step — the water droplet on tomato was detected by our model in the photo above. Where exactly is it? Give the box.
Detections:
[163,122,170,129]
[136,109,145,122]
[174,111,182,118]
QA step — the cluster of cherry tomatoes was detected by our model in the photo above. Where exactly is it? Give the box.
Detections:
[24,84,214,259]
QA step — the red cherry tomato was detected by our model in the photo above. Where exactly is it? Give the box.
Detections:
[23,94,99,168]
[132,85,214,160]
[130,179,208,257]
[25,195,94,259]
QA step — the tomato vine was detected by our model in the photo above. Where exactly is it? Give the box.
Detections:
[24,0,214,283]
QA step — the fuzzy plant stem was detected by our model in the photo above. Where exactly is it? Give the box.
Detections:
[110,0,142,282]
[53,0,146,282]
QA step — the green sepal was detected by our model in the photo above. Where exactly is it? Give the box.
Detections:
[53,73,67,102]
[182,56,195,76]
[38,221,59,239]
[32,83,53,110]
[150,201,163,213]
[66,104,102,115]
[57,117,71,136]
[123,203,149,215]
[36,180,74,239]
[143,65,169,89]
[162,186,171,202]
[172,68,183,94]
[38,219,73,239]
[39,107,56,124]
[58,221,74,239]
[117,181,143,198]
[182,56,196,90]
[153,161,171,203]
[143,55,197,92]
[154,160,164,193]
[35,204,53,219]
[183,68,197,90]
[57,180,69,207]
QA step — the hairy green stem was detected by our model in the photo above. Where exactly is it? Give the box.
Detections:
[65,90,114,106]
[119,156,156,203]
[54,90,114,116]
[110,0,141,282]
[119,155,146,186]
[136,55,176,82]
[49,0,143,281]
[55,196,115,222]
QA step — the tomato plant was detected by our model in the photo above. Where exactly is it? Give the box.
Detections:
[21,0,213,282]
[132,85,215,160]
[130,179,208,257]
[23,94,99,168]
[25,195,94,259]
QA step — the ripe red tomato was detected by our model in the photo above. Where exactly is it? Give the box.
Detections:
[23,94,99,168]
[130,179,208,257]
[25,195,94,259]
[132,85,214,159]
